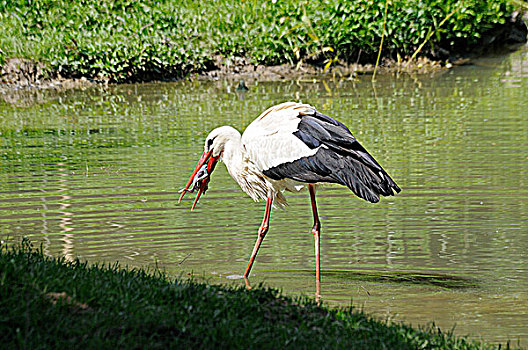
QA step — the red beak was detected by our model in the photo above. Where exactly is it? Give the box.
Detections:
[179,150,219,210]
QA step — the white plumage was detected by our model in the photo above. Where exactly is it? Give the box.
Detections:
[242,102,321,171]
[202,102,323,208]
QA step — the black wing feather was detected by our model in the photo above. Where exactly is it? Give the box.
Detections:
[263,110,401,203]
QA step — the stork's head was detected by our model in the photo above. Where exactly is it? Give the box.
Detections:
[178,126,237,210]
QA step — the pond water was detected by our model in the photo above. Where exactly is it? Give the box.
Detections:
[1,46,527,346]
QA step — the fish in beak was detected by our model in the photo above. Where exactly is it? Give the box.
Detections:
[178,150,220,210]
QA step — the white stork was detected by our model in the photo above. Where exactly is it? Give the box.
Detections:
[179,102,400,294]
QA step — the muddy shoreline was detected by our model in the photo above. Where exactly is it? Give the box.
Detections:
[0,55,455,94]
[0,43,523,94]
[0,45,525,94]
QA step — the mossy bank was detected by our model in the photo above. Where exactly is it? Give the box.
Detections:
[0,240,507,349]
[0,0,526,87]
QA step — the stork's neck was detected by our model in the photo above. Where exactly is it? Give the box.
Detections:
[220,130,244,181]
[217,126,271,203]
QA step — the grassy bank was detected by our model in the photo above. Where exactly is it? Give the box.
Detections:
[0,240,501,349]
[0,0,522,82]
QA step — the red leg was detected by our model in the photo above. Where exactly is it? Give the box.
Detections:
[309,184,321,299]
[244,195,273,278]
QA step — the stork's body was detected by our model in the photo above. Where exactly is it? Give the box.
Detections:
[180,102,400,295]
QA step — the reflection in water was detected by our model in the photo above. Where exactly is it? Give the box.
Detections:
[57,164,75,262]
[0,46,527,346]
[58,198,74,262]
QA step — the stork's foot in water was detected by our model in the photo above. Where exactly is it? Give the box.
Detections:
[243,195,273,279]
[313,226,321,303]
[315,291,321,306]
[308,184,322,301]
[244,277,252,290]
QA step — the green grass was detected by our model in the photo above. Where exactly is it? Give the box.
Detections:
[0,0,518,82]
[0,239,504,349]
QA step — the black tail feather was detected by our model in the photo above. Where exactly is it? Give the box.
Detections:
[263,147,400,204]
[332,151,399,203]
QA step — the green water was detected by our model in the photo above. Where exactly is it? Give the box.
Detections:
[1,47,527,346]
